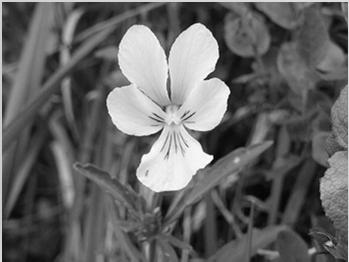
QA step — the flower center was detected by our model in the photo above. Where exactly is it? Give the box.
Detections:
[165,105,181,126]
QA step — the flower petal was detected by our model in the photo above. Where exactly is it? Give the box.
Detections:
[137,125,213,192]
[178,78,230,132]
[118,25,170,106]
[106,84,166,136]
[169,23,219,105]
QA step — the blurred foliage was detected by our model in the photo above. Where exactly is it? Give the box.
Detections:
[2,2,348,262]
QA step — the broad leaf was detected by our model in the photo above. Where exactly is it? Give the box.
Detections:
[255,3,303,30]
[277,42,318,96]
[276,229,310,262]
[297,6,330,67]
[224,12,270,57]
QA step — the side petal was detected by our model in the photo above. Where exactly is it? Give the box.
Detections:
[178,78,230,132]
[106,84,166,136]
[118,25,170,106]
[169,23,219,105]
[137,126,213,192]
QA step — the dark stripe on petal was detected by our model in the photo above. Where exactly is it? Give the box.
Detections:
[182,111,196,121]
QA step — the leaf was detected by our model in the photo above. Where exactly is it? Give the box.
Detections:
[297,6,330,67]
[164,141,273,226]
[342,2,348,23]
[208,225,287,262]
[219,3,251,16]
[255,3,303,29]
[320,151,348,256]
[277,42,318,96]
[224,12,270,57]
[276,229,310,262]
[74,163,141,218]
[316,41,346,78]
[4,2,53,125]
[331,85,348,149]
[312,131,330,167]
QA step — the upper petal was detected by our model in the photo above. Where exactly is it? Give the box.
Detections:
[178,78,230,132]
[118,25,170,106]
[136,125,213,192]
[168,23,219,105]
[106,84,166,136]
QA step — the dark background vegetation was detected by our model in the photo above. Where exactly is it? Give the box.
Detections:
[2,2,348,262]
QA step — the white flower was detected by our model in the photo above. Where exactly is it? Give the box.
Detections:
[107,23,230,192]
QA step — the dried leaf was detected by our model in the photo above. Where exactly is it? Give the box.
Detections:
[320,151,348,256]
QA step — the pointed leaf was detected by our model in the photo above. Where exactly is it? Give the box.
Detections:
[74,163,141,217]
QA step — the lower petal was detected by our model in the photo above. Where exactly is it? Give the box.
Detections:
[136,125,213,192]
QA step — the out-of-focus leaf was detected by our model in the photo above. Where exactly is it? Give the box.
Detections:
[219,2,250,16]
[164,141,273,225]
[157,238,179,262]
[312,131,330,167]
[320,151,348,258]
[94,46,117,61]
[224,12,270,57]
[331,85,348,149]
[159,234,193,252]
[277,42,318,96]
[276,229,310,262]
[316,41,346,77]
[297,6,330,67]
[342,2,348,22]
[208,225,287,262]
[4,2,53,125]
[255,3,303,29]
[74,163,142,218]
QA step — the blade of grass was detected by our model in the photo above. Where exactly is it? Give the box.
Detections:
[60,8,84,140]
[3,2,165,151]
[282,159,317,226]
[204,195,217,256]
[3,2,53,202]
[4,128,47,218]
